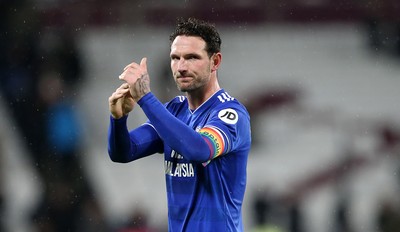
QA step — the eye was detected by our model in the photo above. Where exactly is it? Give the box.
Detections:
[170,55,179,61]
[187,55,199,60]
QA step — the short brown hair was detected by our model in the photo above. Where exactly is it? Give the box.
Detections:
[169,17,221,57]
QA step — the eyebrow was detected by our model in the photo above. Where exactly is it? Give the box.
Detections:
[170,52,202,59]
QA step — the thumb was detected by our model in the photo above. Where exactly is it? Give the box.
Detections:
[140,57,147,71]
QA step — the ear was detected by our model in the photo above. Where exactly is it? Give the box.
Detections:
[211,53,222,71]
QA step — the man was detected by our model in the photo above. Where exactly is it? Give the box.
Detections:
[108,18,251,232]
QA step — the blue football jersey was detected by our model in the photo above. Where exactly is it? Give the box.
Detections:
[149,89,251,232]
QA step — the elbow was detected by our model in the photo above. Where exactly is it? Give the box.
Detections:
[189,153,210,163]
[181,146,210,163]
[108,140,135,163]
[108,150,131,163]
[109,157,127,163]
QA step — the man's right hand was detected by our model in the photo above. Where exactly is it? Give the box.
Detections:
[109,83,135,119]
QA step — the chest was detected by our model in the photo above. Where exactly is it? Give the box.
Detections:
[162,107,211,176]
[175,107,211,131]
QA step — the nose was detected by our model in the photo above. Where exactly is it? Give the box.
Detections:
[177,58,187,72]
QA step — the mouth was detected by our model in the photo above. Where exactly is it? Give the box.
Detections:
[176,75,193,82]
[178,76,191,79]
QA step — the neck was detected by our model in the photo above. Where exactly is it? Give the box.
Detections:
[187,81,221,110]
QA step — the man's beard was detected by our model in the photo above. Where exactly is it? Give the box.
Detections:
[175,76,209,92]
[174,68,211,92]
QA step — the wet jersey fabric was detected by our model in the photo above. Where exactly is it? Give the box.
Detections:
[108,89,251,232]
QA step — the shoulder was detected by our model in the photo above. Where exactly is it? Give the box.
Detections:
[214,90,249,117]
[165,95,186,105]
[164,95,187,111]
[207,91,250,128]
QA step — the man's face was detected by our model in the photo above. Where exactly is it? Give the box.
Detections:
[170,35,212,92]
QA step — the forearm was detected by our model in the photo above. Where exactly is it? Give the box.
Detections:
[108,115,163,163]
[108,115,136,162]
[138,93,211,162]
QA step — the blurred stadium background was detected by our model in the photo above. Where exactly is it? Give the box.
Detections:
[1,0,400,232]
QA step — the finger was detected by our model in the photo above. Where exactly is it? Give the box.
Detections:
[113,88,129,97]
[112,85,129,97]
[116,89,129,96]
[120,69,140,85]
[124,61,139,71]
[109,92,122,105]
[119,70,127,80]
[119,67,133,81]
[140,57,147,71]
[118,83,130,89]
[115,87,130,95]
[109,83,130,104]
[110,90,129,103]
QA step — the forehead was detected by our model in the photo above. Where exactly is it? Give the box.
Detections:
[170,36,206,54]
